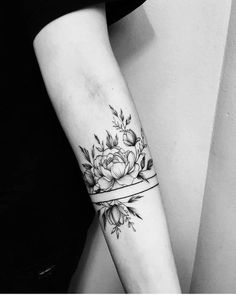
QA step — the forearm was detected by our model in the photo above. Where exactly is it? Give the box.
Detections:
[62,86,179,293]
[34,5,180,293]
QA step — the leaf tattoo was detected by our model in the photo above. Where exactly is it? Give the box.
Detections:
[125,114,131,126]
[140,156,145,170]
[94,134,100,144]
[82,163,92,170]
[109,105,118,117]
[127,206,143,220]
[120,109,124,122]
[79,146,91,163]
[91,145,95,159]
[147,158,153,170]
[128,195,143,203]
[95,196,143,239]
[80,105,156,238]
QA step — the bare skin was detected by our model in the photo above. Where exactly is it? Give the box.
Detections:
[34,3,181,293]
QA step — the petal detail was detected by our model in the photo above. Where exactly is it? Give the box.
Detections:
[111,162,126,179]
[113,154,124,163]
[107,162,113,170]
[124,164,130,175]
[112,181,123,190]
[94,155,102,166]
[94,168,102,178]
[98,177,114,191]
[129,163,140,178]
[100,166,113,180]
[116,174,135,186]
[127,151,136,171]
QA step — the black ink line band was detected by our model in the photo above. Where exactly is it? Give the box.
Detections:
[93,182,159,204]
[90,173,157,196]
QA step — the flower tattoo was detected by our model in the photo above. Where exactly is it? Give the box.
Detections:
[79,105,155,238]
[95,196,143,239]
[80,105,153,193]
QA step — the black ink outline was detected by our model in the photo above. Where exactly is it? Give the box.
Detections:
[80,105,155,195]
[95,195,144,239]
[93,182,159,204]
[79,105,158,238]
[90,173,157,195]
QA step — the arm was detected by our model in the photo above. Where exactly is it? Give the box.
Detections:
[33,4,181,293]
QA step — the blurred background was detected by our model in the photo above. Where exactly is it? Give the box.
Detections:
[69,0,232,293]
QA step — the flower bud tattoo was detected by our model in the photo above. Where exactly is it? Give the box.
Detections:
[123,129,139,146]
[79,105,158,238]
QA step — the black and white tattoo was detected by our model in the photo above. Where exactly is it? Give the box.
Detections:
[95,196,143,239]
[79,105,158,238]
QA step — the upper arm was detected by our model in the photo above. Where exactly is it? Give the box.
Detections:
[33,3,125,111]
[34,3,111,84]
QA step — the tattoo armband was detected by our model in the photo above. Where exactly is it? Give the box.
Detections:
[79,105,159,238]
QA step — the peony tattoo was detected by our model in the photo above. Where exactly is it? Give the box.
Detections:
[79,105,157,238]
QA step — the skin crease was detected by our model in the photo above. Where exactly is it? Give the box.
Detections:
[33,3,181,293]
